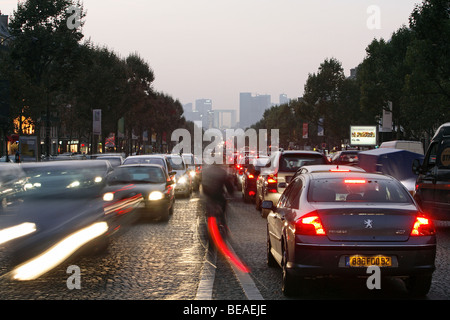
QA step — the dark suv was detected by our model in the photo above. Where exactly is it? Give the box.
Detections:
[413,123,450,220]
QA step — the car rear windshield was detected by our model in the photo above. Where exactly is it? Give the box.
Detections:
[308,177,412,203]
[110,167,166,184]
[124,157,165,168]
[279,154,326,172]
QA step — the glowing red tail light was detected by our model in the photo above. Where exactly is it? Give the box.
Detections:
[410,215,435,236]
[295,213,326,236]
[267,174,277,184]
[247,173,254,179]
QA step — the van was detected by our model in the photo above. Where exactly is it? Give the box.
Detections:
[412,123,450,220]
[380,140,424,155]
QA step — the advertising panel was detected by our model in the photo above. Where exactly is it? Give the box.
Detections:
[350,126,377,146]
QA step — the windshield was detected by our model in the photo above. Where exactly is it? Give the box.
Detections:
[109,166,166,184]
[279,154,326,172]
[168,157,186,170]
[21,163,108,198]
[308,177,412,203]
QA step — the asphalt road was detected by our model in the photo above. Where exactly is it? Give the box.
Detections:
[0,189,449,302]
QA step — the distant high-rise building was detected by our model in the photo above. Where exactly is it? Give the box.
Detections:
[0,13,11,46]
[195,99,213,128]
[239,93,271,129]
[279,94,289,105]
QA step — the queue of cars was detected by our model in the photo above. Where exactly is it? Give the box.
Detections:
[0,152,202,281]
[232,138,446,297]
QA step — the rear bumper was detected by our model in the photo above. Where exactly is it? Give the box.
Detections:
[288,242,436,278]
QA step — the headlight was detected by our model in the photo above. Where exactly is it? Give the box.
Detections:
[149,191,164,201]
[103,192,114,201]
[178,176,187,184]
[189,171,196,178]
[0,222,37,245]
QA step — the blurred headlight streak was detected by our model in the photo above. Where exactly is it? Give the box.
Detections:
[189,171,196,178]
[94,176,103,183]
[11,222,108,281]
[178,177,187,184]
[103,192,114,201]
[67,181,80,188]
[149,191,164,201]
[0,223,37,245]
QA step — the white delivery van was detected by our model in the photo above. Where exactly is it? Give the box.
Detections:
[380,140,424,155]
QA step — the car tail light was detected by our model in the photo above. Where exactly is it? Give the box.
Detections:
[247,173,254,179]
[266,173,277,193]
[295,212,326,236]
[267,174,277,184]
[410,215,435,236]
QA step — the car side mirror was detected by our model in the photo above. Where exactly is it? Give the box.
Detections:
[412,159,423,175]
[261,200,274,211]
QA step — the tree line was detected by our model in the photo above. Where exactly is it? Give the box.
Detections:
[0,0,188,156]
[252,0,449,150]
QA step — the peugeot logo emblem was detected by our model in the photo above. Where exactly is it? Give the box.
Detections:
[364,219,373,229]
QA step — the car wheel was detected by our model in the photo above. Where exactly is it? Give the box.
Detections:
[281,242,298,296]
[255,194,262,211]
[405,275,432,297]
[266,228,277,268]
[160,208,170,221]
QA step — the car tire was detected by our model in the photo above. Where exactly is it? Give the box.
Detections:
[160,208,170,221]
[255,194,262,211]
[281,242,298,296]
[266,229,277,268]
[405,275,432,297]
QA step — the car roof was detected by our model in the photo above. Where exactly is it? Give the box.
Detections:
[307,170,393,181]
[126,154,167,158]
[119,163,164,169]
[277,150,323,155]
[299,164,365,173]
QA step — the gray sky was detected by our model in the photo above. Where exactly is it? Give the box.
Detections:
[2,0,420,113]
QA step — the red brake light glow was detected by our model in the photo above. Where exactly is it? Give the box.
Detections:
[344,179,366,184]
[267,174,277,184]
[410,216,435,236]
[330,169,350,172]
[296,213,326,236]
[247,174,254,179]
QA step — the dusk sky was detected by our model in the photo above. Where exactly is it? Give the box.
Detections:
[2,0,420,115]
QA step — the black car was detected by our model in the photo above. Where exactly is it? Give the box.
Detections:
[413,122,450,220]
[103,164,175,221]
[331,150,360,166]
[1,160,141,281]
[241,157,269,203]
[264,171,436,297]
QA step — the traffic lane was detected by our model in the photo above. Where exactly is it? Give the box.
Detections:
[226,193,450,300]
[0,194,207,300]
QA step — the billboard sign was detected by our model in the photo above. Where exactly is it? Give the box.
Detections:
[350,126,377,146]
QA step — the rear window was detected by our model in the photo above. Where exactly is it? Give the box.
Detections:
[279,154,326,172]
[109,166,166,184]
[308,177,412,203]
[124,157,165,168]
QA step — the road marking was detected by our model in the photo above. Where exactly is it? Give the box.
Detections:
[226,240,264,300]
[195,244,217,300]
